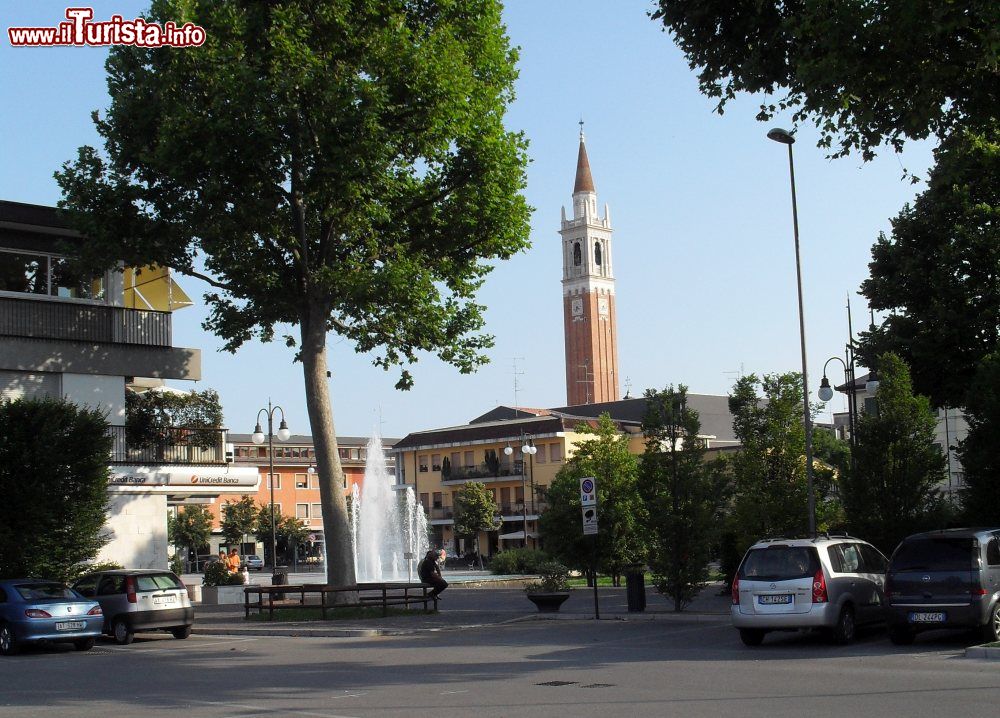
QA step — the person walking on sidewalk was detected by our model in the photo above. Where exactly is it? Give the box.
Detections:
[418,549,448,600]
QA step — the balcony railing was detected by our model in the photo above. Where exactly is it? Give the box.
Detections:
[440,461,525,483]
[107,425,227,465]
[0,295,172,347]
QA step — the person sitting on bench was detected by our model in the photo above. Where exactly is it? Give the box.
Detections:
[418,549,448,600]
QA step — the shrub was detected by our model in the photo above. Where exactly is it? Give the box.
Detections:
[169,553,185,577]
[490,548,552,575]
[203,561,243,587]
[524,561,570,593]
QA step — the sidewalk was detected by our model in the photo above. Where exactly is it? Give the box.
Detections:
[191,579,732,638]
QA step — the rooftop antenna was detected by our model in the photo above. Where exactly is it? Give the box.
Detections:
[724,363,745,386]
[623,377,633,400]
[512,357,525,418]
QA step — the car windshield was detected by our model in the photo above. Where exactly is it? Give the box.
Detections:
[739,546,818,581]
[15,583,77,600]
[891,538,976,572]
[135,573,183,591]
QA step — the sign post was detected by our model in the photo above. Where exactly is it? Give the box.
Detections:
[580,477,600,619]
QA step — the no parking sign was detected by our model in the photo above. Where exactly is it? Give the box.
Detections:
[579,477,597,506]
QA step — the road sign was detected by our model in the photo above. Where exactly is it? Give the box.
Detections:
[582,506,598,535]
[580,477,597,506]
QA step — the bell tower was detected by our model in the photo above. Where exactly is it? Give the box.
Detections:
[560,125,619,406]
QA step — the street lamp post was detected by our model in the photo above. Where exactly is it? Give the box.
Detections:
[504,436,537,548]
[252,400,290,584]
[522,438,537,549]
[768,127,817,537]
[819,354,858,463]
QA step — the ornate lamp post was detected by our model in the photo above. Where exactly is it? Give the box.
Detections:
[251,400,290,584]
[504,437,537,548]
[521,438,537,548]
[768,126,817,537]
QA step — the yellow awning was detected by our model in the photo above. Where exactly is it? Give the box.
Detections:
[123,265,193,312]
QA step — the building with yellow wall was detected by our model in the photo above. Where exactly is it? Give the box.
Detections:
[392,395,738,559]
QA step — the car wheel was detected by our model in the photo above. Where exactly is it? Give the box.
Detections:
[889,626,915,645]
[739,629,765,646]
[0,624,18,656]
[832,605,856,645]
[74,637,95,651]
[981,604,1000,643]
[171,626,192,640]
[112,618,134,646]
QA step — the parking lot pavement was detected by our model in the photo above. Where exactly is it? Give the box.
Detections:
[189,582,733,637]
[2,616,998,718]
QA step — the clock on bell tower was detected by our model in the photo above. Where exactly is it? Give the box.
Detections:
[560,125,619,406]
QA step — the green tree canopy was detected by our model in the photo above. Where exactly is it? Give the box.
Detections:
[0,398,111,582]
[640,386,725,611]
[126,388,223,451]
[221,496,258,547]
[651,1,999,159]
[56,0,530,588]
[957,353,1000,525]
[539,414,646,578]
[453,481,500,566]
[844,353,948,555]
[725,373,841,552]
[858,129,1000,408]
[168,505,214,557]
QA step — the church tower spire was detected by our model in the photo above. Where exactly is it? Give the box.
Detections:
[560,126,619,406]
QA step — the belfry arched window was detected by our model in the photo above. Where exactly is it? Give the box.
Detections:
[573,242,581,266]
[594,241,602,266]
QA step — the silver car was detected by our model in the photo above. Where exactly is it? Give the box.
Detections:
[731,535,888,646]
[73,569,194,645]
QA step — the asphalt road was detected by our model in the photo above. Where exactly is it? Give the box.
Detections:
[1,620,997,717]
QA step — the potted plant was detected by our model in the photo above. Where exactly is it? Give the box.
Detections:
[525,561,571,612]
[200,560,246,605]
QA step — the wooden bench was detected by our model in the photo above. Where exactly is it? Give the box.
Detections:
[244,582,439,620]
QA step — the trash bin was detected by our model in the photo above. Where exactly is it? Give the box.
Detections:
[625,566,646,612]
[271,570,288,600]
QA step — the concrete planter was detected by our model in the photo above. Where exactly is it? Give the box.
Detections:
[186,584,202,603]
[527,592,570,613]
[201,585,246,605]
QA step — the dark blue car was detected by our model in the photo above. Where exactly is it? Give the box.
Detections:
[0,579,103,655]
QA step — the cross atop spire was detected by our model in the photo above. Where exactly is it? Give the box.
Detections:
[573,125,596,194]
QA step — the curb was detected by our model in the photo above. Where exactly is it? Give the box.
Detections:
[965,644,1000,660]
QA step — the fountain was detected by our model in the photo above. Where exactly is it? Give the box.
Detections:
[350,432,429,582]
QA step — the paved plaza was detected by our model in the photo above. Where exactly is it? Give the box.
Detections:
[1,583,998,718]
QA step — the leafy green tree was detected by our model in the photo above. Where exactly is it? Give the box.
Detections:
[0,398,111,582]
[126,389,223,451]
[957,353,1000,525]
[725,373,841,554]
[651,1,999,159]
[221,496,258,549]
[640,386,724,611]
[256,504,312,566]
[858,129,1000,408]
[453,482,500,569]
[539,414,647,582]
[168,505,213,561]
[56,0,530,588]
[844,353,947,555]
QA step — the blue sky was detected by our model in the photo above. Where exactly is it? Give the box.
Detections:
[0,1,934,439]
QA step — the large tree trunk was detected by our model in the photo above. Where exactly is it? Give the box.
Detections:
[300,302,356,598]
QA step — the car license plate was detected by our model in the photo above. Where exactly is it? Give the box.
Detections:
[909,612,946,623]
[55,621,85,631]
[153,595,177,605]
[758,594,793,605]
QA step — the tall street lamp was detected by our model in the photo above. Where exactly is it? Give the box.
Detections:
[504,437,537,548]
[252,400,290,584]
[522,438,537,549]
[768,127,817,537]
[819,354,858,462]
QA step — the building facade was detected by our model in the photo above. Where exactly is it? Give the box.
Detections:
[204,434,397,563]
[0,200,258,569]
[561,128,620,405]
[392,396,737,558]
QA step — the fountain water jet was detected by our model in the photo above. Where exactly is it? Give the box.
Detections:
[351,432,429,582]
